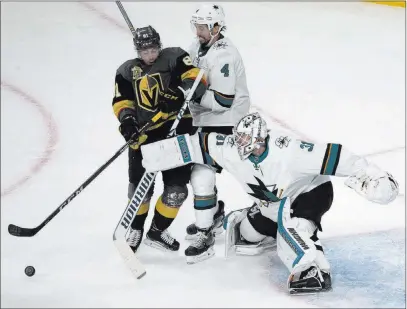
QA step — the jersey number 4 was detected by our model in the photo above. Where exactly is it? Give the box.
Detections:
[220,64,229,77]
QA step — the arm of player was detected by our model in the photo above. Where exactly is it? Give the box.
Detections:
[287,140,399,204]
[198,52,237,111]
[140,132,230,172]
[112,72,137,122]
[169,48,207,104]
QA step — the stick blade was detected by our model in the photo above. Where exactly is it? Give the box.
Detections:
[114,239,146,279]
[8,224,37,237]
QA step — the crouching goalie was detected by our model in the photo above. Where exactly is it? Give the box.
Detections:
[140,112,399,294]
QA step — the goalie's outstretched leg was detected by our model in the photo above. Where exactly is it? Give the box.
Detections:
[277,182,334,295]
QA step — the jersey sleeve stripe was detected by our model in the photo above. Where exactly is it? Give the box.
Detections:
[213,90,235,108]
[181,67,207,86]
[112,99,135,119]
[320,143,342,175]
[198,132,216,166]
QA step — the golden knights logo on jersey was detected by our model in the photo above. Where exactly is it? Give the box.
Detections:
[134,73,164,112]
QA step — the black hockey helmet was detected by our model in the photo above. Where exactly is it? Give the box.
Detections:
[133,26,162,50]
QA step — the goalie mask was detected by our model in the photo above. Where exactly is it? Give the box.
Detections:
[233,112,268,160]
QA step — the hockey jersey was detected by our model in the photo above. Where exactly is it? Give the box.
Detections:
[187,36,251,127]
[196,131,367,221]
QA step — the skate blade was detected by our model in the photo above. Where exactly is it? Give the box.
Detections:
[143,239,179,253]
[186,247,215,264]
[289,286,333,295]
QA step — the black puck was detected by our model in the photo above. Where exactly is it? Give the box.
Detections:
[25,266,35,277]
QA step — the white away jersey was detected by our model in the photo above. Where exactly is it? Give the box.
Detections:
[187,37,251,127]
[198,131,367,219]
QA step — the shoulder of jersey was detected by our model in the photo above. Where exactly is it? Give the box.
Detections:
[116,58,138,78]
[211,37,239,57]
[160,47,187,58]
[268,132,295,152]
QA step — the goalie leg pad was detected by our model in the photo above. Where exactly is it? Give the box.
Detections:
[277,197,332,294]
[277,197,318,272]
[224,208,249,258]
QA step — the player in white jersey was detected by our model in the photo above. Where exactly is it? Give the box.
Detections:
[140,112,399,294]
[184,3,251,264]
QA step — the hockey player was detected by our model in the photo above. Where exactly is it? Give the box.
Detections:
[140,112,399,293]
[184,3,251,263]
[112,26,207,253]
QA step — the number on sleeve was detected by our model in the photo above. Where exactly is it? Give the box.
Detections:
[216,134,226,146]
[299,141,314,152]
[220,63,229,77]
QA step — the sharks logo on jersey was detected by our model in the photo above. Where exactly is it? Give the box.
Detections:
[247,176,280,203]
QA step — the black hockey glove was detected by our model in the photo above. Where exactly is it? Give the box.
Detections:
[157,86,189,114]
[119,114,139,142]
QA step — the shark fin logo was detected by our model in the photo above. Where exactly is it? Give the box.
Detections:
[247,176,280,203]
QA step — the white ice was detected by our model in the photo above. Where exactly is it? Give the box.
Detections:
[1,2,405,308]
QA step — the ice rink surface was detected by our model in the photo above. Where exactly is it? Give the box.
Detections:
[1,2,405,308]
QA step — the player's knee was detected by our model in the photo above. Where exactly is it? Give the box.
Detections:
[240,217,267,242]
[191,164,216,195]
[128,182,153,204]
[162,185,188,207]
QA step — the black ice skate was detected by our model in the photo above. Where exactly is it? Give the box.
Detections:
[126,228,144,253]
[185,228,215,264]
[185,200,225,240]
[288,266,332,295]
[143,227,180,252]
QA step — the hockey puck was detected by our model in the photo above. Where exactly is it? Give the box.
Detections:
[24,266,35,277]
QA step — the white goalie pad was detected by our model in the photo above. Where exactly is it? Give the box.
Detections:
[141,134,204,173]
[276,197,318,274]
[235,236,276,256]
[224,208,248,258]
[345,163,399,205]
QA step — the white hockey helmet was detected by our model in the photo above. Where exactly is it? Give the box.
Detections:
[190,4,226,34]
[233,112,268,160]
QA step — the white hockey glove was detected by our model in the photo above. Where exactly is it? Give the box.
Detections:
[345,163,399,204]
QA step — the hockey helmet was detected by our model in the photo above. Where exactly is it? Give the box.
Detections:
[233,112,268,160]
[191,4,226,33]
[133,26,162,51]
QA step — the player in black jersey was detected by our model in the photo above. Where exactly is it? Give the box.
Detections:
[112,26,207,253]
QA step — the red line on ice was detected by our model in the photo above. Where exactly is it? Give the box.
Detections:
[1,81,59,198]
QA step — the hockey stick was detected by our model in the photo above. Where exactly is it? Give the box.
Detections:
[113,69,205,279]
[115,1,136,37]
[8,112,164,238]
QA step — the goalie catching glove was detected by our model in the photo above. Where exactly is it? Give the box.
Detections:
[345,161,399,204]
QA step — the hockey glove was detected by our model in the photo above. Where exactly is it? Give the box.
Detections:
[345,163,399,204]
[119,114,139,142]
